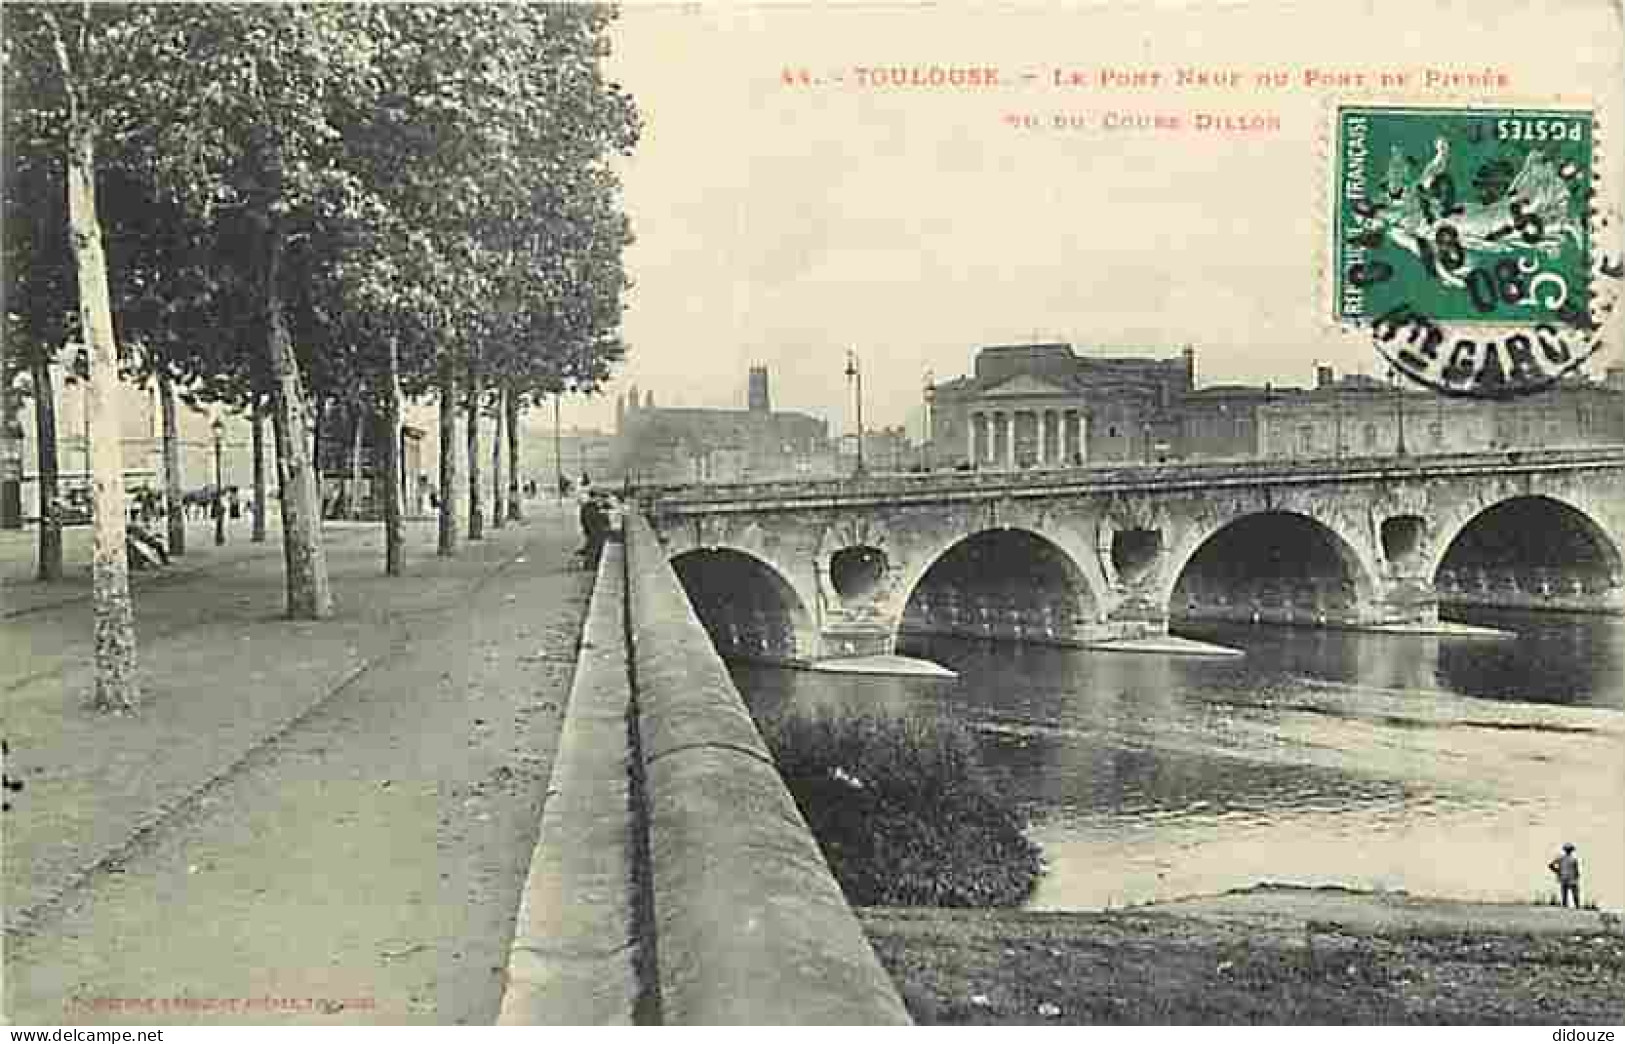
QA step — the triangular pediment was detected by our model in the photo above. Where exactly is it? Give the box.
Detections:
[980,374,1075,398]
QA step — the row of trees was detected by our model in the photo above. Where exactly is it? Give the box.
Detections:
[3,4,640,711]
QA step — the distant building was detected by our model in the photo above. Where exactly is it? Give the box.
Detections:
[10,371,253,520]
[1257,365,1625,458]
[616,366,833,484]
[929,341,1625,467]
[315,414,426,518]
[841,425,917,474]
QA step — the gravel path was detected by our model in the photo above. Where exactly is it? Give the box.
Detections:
[4,509,590,1025]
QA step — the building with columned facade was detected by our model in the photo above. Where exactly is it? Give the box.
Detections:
[928,342,1195,468]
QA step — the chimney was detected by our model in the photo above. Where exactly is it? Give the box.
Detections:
[747,365,771,413]
[1181,346,1196,391]
[1316,364,1335,390]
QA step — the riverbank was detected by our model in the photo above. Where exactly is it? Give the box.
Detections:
[861,884,1625,1024]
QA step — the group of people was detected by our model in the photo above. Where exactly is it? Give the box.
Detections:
[182,485,242,522]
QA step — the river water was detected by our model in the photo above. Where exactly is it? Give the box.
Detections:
[728,610,1625,912]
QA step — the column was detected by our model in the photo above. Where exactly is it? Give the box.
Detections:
[1037,411,1048,466]
[1005,413,1016,470]
[966,412,978,467]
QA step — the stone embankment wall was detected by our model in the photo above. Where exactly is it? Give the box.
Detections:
[501,520,910,1024]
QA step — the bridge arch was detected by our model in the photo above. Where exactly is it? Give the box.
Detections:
[1162,510,1380,625]
[671,547,817,662]
[1430,494,1624,607]
[896,525,1104,645]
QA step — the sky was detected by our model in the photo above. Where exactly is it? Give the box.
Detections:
[556,0,1625,436]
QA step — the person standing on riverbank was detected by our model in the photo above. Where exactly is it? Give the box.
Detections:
[1548,843,1581,907]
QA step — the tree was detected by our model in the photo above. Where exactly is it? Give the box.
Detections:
[505,385,522,522]
[334,5,640,553]
[491,381,506,531]
[4,4,147,709]
[117,5,402,618]
[1,77,71,582]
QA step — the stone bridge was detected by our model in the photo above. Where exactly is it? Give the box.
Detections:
[642,448,1625,663]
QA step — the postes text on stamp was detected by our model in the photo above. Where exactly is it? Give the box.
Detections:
[1334,105,1603,397]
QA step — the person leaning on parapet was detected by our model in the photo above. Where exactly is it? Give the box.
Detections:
[603,492,626,541]
[588,494,613,567]
[578,491,610,569]
[1548,843,1582,908]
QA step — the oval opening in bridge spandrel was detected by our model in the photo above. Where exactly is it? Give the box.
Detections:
[829,545,889,603]
[1111,527,1163,585]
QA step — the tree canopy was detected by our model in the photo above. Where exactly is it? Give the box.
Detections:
[5,2,640,421]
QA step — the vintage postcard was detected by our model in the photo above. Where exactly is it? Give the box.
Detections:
[2,0,1622,1029]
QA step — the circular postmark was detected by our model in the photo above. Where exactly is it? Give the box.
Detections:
[1333,106,1619,398]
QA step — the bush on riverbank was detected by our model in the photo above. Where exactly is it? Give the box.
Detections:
[760,705,1042,907]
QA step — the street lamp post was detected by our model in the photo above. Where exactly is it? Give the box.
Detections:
[921,369,934,472]
[1392,368,1408,457]
[80,373,90,487]
[211,414,225,546]
[846,348,866,478]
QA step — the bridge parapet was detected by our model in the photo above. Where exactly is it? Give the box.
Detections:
[643,447,1625,513]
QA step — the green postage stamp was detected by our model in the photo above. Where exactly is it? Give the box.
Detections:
[1332,105,1608,396]
[1335,106,1593,325]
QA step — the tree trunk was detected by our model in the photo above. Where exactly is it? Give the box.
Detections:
[31,357,62,582]
[436,357,458,556]
[311,394,324,519]
[251,400,267,543]
[157,368,184,557]
[254,160,332,620]
[490,383,506,530]
[1,335,23,531]
[347,401,365,521]
[506,388,522,522]
[466,354,483,541]
[383,335,403,576]
[65,118,139,711]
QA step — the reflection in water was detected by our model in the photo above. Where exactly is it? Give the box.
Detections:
[730,610,1624,911]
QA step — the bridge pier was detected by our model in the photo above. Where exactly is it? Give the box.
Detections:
[815,623,894,659]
